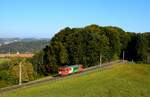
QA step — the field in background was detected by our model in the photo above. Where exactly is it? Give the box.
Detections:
[0,58,10,64]
[0,54,34,58]
[0,63,150,97]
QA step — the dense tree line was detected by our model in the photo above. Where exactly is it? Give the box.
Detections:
[32,24,150,75]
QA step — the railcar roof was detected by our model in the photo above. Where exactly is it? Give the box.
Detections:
[60,64,82,68]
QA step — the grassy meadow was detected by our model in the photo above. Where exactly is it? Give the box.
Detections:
[0,63,150,97]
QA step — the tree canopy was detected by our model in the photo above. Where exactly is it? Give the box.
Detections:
[33,24,150,75]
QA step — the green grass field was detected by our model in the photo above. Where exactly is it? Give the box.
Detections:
[0,63,150,97]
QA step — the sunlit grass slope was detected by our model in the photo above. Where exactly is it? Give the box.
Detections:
[1,63,150,97]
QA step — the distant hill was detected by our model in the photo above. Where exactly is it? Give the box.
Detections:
[0,38,20,46]
[0,38,49,53]
[0,38,49,45]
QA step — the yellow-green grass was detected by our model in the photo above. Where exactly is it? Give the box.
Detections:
[0,63,150,97]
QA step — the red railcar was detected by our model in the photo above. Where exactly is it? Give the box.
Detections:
[58,65,83,76]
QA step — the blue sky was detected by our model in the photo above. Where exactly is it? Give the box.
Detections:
[0,0,150,38]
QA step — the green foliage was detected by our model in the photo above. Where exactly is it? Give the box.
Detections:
[0,58,17,87]
[0,58,36,88]
[31,51,46,75]
[58,42,68,64]
[0,70,9,80]
[10,58,36,82]
[33,25,149,75]
[125,33,149,63]
[0,59,11,70]
[39,25,127,74]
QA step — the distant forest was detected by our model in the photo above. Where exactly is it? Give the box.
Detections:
[0,40,49,53]
[32,24,150,75]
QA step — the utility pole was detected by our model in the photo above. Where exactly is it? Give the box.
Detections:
[42,54,43,64]
[100,53,102,67]
[123,51,125,61]
[17,51,22,85]
[19,61,22,85]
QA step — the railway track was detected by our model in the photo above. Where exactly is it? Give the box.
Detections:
[0,60,127,93]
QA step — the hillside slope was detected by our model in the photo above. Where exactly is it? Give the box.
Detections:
[0,63,150,97]
[0,40,49,53]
